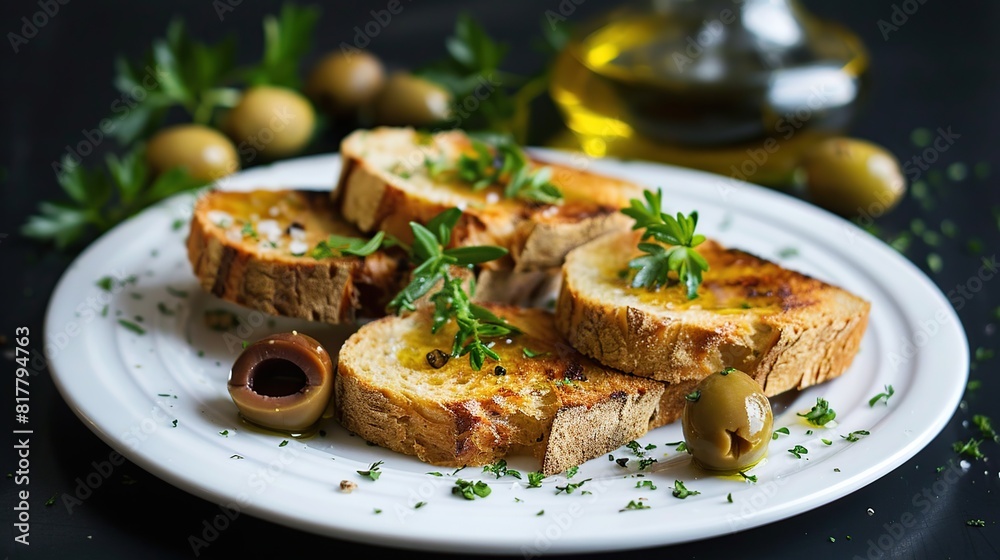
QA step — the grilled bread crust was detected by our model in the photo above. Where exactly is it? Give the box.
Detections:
[333,127,643,272]
[187,189,406,324]
[334,304,664,474]
[556,230,870,397]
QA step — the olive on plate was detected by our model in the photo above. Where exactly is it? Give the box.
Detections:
[682,368,773,472]
[801,137,907,216]
[372,72,453,127]
[223,85,316,160]
[146,124,239,182]
[228,331,334,433]
[306,50,386,115]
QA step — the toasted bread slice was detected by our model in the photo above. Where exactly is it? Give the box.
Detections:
[333,127,644,272]
[187,189,406,324]
[334,304,664,474]
[556,230,870,396]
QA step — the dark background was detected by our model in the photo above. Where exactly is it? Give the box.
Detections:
[1,1,998,559]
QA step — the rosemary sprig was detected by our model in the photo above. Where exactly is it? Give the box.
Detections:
[387,207,519,370]
[621,188,709,300]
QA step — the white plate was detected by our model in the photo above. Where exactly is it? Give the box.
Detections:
[45,151,968,554]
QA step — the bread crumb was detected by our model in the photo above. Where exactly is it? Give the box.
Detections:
[340,480,358,493]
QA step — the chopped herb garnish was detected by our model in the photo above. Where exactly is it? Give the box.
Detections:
[387,207,516,370]
[644,443,657,451]
[564,465,579,479]
[452,479,491,500]
[157,302,175,316]
[616,458,629,468]
[117,319,146,335]
[869,385,895,407]
[635,480,657,491]
[738,471,757,483]
[675,441,689,453]
[555,478,592,494]
[805,430,814,435]
[841,430,871,443]
[374,508,382,514]
[483,459,522,479]
[414,501,427,509]
[797,398,836,426]
[966,519,986,527]
[625,440,645,456]
[427,472,444,477]
[526,471,545,488]
[620,500,650,512]
[788,445,809,459]
[822,438,833,445]
[953,438,985,460]
[171,419,178,427]
[671,480,700,499]
[536,509,544,516]
[777,247,799,258]
[218,430,229,437]
[357,461,384,481]
[621,188,709,299]
[772,427,790,440]
[727,493,733,503]
[311,231,386,259]
[278,440,288,447]
[45,494,57,506]
[685,390,701,402]
[973,415,997,441]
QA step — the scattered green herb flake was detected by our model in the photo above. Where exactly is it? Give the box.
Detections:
[555,478,592,495]
[522,347,549,358]
[777,247,799,258]
[675,441,688,453]
[834,468,841,472]
[616,458,629,468]
[279,440,289,447]
[625,440,645,456]
[414,501,427,509]
[635,480,657,490]
[797,398,836,426]
[946,162,968,182]
[157,302,175,316]
[608,454,614,461]
[788,445,809,459]
[671,480,700,499]
[738,471,757,483]
[842,430,871,443]
[527,472,545,488]
[685,389,701,402]
[536,509,545,516]
[927,253,943,273]
[230,454,243,459]
[166,286,188,298]
[172,219,186,231]
[910,128,932,147]
[427,472,444,477]
[953,438,984,460]
[805,429,813,435]
[219,430,229,437]
[514,497,523,503]
[620,500,650,512]
[374,508,382,514]
[973,415,996,441]
[483,459,522,479]
[637,458,658,471]
[564,465,579,479]
[242,340,249,349]
[117,319,146,335]
[772,427,790,440]
[171,419,178,427]
[45,494,57,506]
[727,493,733,503]
[96,276,115,292]
[822,439,833,445]
[966,519,986,527]
[452,479,491,500]
[357,461,384,481]
[869,384,895,407]
[451,466,466,476]
[829,536,836,543]
[644,443,657,451]
[936,465,946,473]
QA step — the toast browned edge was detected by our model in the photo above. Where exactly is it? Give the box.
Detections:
[186,189,408,324]
[332,127,642,272]
[333,304,665,475]
[556,230,871,398]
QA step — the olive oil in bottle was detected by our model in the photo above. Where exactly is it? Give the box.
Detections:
[549,0,869,187]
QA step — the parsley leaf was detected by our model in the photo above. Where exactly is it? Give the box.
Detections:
[868,384,895,407]
[772,427,790,440]
[526,472,546,488]
[973,415,997,441]
[953,438,985,460]
[788,445,809,459]
[621,188,709,299]
[620,500,650,512]
[841,430,871,443]
[483,459,521,480]
[671,480,700,499]
[452,479,491,500]
[357,461,384,481]
[635,480,657,491]
[564,466,579,479]
[797,398,837,426]
[555,478,592,495]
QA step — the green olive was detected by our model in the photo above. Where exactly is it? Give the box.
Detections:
[223,86,316,160]
[372,73,453,126]
[801,137,907,216]
[228,331,334,433]
[146,124,239,182]
[682,368,773,473]
[306,50,385,115]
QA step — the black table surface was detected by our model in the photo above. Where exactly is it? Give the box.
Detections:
[2,1,998,558]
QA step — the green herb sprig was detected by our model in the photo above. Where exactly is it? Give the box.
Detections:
[621,188,709,300]
[671,480,700,499]
[22,146,207,249]
[310,231,386,259]
[387,207,518,370]
[797,398,837,427]
[452,479,491,500]
[868,385,895,407]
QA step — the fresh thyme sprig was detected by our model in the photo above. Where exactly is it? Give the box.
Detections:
[424,136,563,205]
[387,207,519,370]
[621,188,709,300]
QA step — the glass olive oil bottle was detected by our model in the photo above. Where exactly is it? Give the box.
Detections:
[549,0,869,187]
